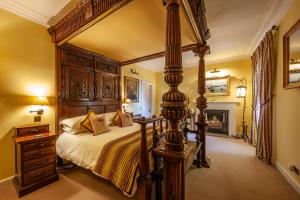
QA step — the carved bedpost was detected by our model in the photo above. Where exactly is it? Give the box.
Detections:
[161,0,186,152]
[193,45,210,168]
[155,0,187,200]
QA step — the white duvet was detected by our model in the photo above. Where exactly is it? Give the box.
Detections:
[56,123,142,170]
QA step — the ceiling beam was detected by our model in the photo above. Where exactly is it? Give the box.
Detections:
[121,44,198,66]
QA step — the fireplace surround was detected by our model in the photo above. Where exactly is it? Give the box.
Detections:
[205,109,229,134]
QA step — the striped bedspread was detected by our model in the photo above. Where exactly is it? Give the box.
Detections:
[92,127,153,197]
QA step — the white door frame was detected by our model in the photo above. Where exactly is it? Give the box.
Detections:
[141,80,154,117]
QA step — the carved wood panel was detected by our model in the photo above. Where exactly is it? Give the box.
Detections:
[95,56,119,75]
[65,51,93,68]
[63,65,94,101]
[57,44,121,125]
[95,72,118,100]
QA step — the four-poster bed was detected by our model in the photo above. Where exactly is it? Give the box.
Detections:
[48,0,210,199]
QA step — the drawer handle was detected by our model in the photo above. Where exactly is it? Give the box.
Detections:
[36,161,45,167]
[36,143,46,147]
[34,171,44,178]
[33,151,45,156]
[29,129,40,133]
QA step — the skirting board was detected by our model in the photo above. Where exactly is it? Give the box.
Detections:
[276,161,300,194]
[0,176,14,184]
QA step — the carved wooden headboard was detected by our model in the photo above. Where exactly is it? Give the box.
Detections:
[56,44,121,131]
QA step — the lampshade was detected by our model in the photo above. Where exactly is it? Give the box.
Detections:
[34,96,49,106]
[236,86,246,98]
[236,77,247,98]
[124,98,131,105]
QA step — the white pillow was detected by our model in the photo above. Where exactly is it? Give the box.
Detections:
[103,112,117,126]
[60,115,86,134]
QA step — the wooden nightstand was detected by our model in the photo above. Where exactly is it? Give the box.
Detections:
[14,124,59,197]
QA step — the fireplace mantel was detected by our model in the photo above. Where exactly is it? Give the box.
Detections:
[207,101,240,104]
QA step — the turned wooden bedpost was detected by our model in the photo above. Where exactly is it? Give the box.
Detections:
[138,119,152,200]
[193,45,210,168]
[158,0,187,199]
[161,0,186,152]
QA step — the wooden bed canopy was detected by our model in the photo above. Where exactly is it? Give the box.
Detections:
[48,0,211,200]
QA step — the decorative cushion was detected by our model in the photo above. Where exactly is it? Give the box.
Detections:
[80,111,97,133]
[112,110,122,126]
[104,112,117,126]
[89,116,110,136]
[60,115,87,134]
[119,112,133,127]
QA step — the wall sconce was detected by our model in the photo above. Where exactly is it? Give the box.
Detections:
[122,98,131,112]
[206,68,229,78]
[29,96,49,122]
[209,68,221,74]
[130,68,139,75]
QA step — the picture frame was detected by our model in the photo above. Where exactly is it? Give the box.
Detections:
[283,18,300,89]
[205,75,230,96]
[124,76,139,102]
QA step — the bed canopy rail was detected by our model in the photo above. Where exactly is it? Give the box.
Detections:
[48,0,133,45]
[48,0,210,46]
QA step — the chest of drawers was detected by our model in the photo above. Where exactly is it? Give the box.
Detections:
[14,124,59,197]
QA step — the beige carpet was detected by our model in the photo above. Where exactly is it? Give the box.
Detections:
[1,136,299,200]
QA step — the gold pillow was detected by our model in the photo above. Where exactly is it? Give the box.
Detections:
[112,110,122,126]
[119,112,133,127]
[89,116,110,136]
[80,111,97,132]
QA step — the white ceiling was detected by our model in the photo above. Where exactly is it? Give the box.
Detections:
[68,0,196,62]
[0,0,73,26]
[0,0,293,71]
[138,0,292,72]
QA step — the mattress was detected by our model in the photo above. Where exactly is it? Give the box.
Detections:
[56,123,142,169]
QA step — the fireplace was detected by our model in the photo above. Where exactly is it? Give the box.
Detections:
[205,110,229,134]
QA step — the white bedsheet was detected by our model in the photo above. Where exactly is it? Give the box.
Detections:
[56,123,141,170]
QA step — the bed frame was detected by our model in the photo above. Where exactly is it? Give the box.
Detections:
[55,43,167,199]
[50,0,210,200]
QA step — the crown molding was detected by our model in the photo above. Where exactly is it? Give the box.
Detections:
[48,0,80,26]
[0,0,50,27]
[248,0,294,54]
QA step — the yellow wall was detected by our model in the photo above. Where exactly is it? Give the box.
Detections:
[274,0,300,185]
[121,65,157,115]
[156,59,252,134]
[0,9,55,180]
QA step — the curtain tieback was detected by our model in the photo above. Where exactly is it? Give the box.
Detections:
[260,98,272,107]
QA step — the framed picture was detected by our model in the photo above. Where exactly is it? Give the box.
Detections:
[124,76,139,102]
[283,18,300,89]
[205,75,230,96]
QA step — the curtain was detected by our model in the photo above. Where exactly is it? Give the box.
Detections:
[250,29,276,164]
